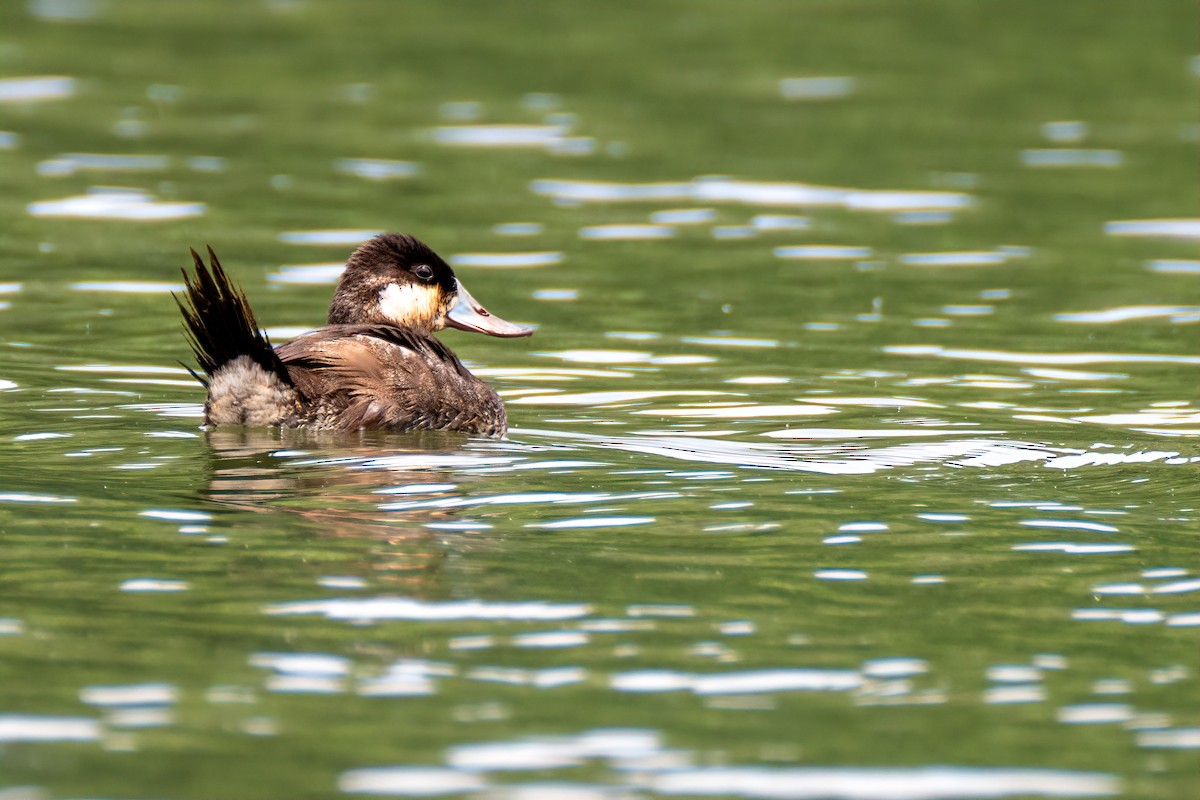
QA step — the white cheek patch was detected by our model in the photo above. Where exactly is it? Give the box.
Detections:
[378,282,441,327]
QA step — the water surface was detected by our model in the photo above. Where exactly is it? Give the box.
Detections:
[0,1,1197,798]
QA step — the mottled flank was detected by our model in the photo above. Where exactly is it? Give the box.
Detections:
[206,355,301,426]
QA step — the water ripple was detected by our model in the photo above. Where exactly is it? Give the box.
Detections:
[263,598,593,622]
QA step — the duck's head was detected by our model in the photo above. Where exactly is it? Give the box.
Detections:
[327,233,533,337]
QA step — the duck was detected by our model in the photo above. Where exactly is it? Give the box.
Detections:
[176,232,533,437]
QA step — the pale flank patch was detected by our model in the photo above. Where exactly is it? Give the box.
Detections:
[378,282,443,328]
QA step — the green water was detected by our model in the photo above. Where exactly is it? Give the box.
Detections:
[1,1,1198,798]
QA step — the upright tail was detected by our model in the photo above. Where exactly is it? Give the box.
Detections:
[176,247,298,426]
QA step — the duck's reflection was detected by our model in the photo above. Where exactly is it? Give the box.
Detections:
[206,428,470,504]
[202,428,491,582]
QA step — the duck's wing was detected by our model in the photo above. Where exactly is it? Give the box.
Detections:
[275,325,506,435]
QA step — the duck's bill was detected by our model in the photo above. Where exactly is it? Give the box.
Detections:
[446,279,534,338]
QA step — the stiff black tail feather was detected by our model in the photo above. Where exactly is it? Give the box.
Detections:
[175,246,292,388]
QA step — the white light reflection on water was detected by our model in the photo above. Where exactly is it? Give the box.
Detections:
[494,222,544,236]
[359,661,449,698]
[646,766,1119,798]
[37,152,169,175]
[633,404,835,419]
[80,683,177,707]
[1019,519,1119,534]
[776,245,872,260]
[69,281,185,293]
[1020,149,1123,168]
[987,666,1041,684]
[531,177,970,212]
[779,76,857,99]
[651,208,716,225]
[1013,543,1135,555]
[268,263,346,284]
[985,685,1046,705]
[1104,219,1200,239]
[64,361,189,374]
[1055,305,1200,324]
[0,492,75,504]
[681,336,780,348]
[1151,578,1200,595]
[263,598,592,622]
[612,668,861,694]
[1146,259,1200,274]
[885,345,1200,366]
[28,188,205,220]
[511,631,590,649]
[476,367,633,380]
[340,767,487,796]
[896,210,955,225]
[511,391,723,407]
[532,289,579,301]
[1072,609,1163,624]
[434,124,569,148]
[119,578,189,592]
[139,509,212,522]
[814,569,868,581]
[0,75,76,103]
[467,666,587,689]
[186,155,225,172]
[900,251,1008,267]
[1021,367,1126,382]
[1042,121,1089,142]
[628,604,694,618]
[751,214,810,230]
[943,305,994,316]
[249,652,350,677]
[333,158,420,180]
[1058,704,1134,725]
[533,179,693,202]
[529,517,655,530]
[1137,728,1200,749]
[13,432,70,442]
[448,732,649,772]
[29,0,100,20]
[278,230,382,246]
[449,251,563,268]
[262,326,314,341]
[339,729,1119,798]
[534,349,652,364]
[0,714,100,742]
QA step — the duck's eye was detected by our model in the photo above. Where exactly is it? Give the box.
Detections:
[413,264,434,282]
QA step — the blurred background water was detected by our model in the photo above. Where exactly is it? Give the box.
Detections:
[0,1,1197,798]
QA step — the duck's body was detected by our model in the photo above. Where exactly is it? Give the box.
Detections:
[177,233,531,437]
